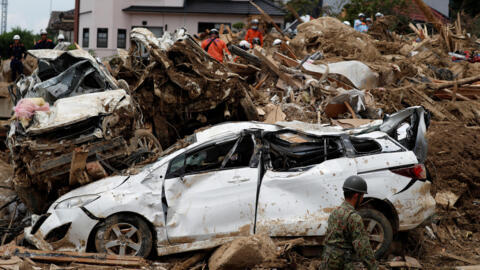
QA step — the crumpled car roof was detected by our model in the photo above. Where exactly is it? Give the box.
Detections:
[27,89,131,134]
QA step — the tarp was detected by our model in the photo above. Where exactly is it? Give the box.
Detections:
[302,60,379,89]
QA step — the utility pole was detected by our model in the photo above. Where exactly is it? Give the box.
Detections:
[0,0,7,34]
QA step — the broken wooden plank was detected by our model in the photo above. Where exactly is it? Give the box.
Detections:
[1,246,146,267]
[69,147,90,185]
[253,47,302,89]
[409,87,457,121]
[429,75,480,90]
[441,251,480,265]
[273,52,299,67]
[280,42,298,60]
[286,5,303,23]
[172,252,207,270]
[344,102,357,119]
[405,256,423,268]
[229,44,261,66]
[443,88,471,101]
[455,266,480,270]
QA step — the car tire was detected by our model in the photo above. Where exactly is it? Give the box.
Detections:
[358,208,393,259]
[94,214,153,258]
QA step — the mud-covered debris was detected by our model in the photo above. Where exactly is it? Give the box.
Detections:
[208,234,277,270]
[115,28,258,147]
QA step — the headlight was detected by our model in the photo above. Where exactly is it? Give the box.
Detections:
[55,195,100,209]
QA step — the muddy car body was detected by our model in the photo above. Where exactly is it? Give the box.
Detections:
[25,107,435,258]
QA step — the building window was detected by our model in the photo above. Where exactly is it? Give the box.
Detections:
[82,28,89,48]
[97,28,108,48]
[117,29,126,49]
[198,22,231,34]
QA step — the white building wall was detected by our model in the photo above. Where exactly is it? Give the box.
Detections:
[78,0,284,58]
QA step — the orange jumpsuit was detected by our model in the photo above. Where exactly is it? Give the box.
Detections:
[245,29,263,47]
[201,38,230,63]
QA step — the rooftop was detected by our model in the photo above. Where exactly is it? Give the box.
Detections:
[123,0,286,16]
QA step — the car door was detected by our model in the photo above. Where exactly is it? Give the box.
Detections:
[256,132,357,237]
[164,135,259,244]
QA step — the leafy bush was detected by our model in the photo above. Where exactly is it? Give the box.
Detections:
[0,27,39,59]
[233,22,245,30]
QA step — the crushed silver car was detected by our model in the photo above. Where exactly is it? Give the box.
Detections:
[25,106,435,259]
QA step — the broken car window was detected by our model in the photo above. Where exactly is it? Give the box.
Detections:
[266,131,345,171]
[165,137,254,178]
[350,137,382,154]
[223,136,255,169]
[184,140,237,174]
[166,154,186,178]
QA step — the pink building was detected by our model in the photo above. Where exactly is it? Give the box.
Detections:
[74,0,285,57]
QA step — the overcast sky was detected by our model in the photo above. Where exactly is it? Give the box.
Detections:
[8,0,75,33]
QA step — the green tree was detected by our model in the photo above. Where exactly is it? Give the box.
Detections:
[450,0,480,18]
[0,27,39,59]
[283,0,323,22]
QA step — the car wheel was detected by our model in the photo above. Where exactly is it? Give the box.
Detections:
[94,214,153,258]
[358,208,393,259]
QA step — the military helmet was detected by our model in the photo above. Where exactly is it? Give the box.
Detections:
[343,175,368,194]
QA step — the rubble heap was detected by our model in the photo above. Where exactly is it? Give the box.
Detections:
[112,28,258,146]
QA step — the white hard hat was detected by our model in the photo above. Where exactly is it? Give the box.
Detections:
[343,21,351,26]
[366,18,372,22]
[40,29,48,35]
[273,39,282,46]
[58,34,65,40]
[375,12,384,17]
[239,40,251,48]
[358,13,366,17]
[13,35,20,40]
[252,19,259,24]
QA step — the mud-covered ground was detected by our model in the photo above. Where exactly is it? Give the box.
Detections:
[402,121,480,269]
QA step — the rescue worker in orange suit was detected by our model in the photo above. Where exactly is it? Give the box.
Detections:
[9,35,27,82]
[201,28,231,63]
[33,30,55,49]
[245,19,263,47]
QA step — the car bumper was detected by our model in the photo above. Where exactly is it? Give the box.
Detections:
[24,207,98,252]
[391,180,436,231]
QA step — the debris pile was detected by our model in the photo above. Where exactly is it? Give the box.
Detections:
[112,28,258,146]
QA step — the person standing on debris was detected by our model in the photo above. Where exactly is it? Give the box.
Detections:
[9,35,27,82]
[57,34,65,43]
[33,30,55,49]
[201,28,231,63]
[321,176,378,270]
[375,12,384,20]
[354,13,368,33]
[366,18,373,29]
[245,19,264,47]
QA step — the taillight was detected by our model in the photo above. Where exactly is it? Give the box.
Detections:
[390,164,427,180]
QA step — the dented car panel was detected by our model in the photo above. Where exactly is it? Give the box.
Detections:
[257,157,356,237]
[24,207,98,252]
[25,107,435,256]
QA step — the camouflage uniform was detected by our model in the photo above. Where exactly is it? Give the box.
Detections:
[321,201,378,270]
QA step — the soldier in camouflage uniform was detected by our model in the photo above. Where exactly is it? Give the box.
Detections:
[321,176,378,270]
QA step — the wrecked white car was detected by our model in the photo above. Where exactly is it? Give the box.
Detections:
[25,107,435,259]
[8,49,161,214]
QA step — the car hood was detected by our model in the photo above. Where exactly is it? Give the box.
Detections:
[50,175,129,210]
